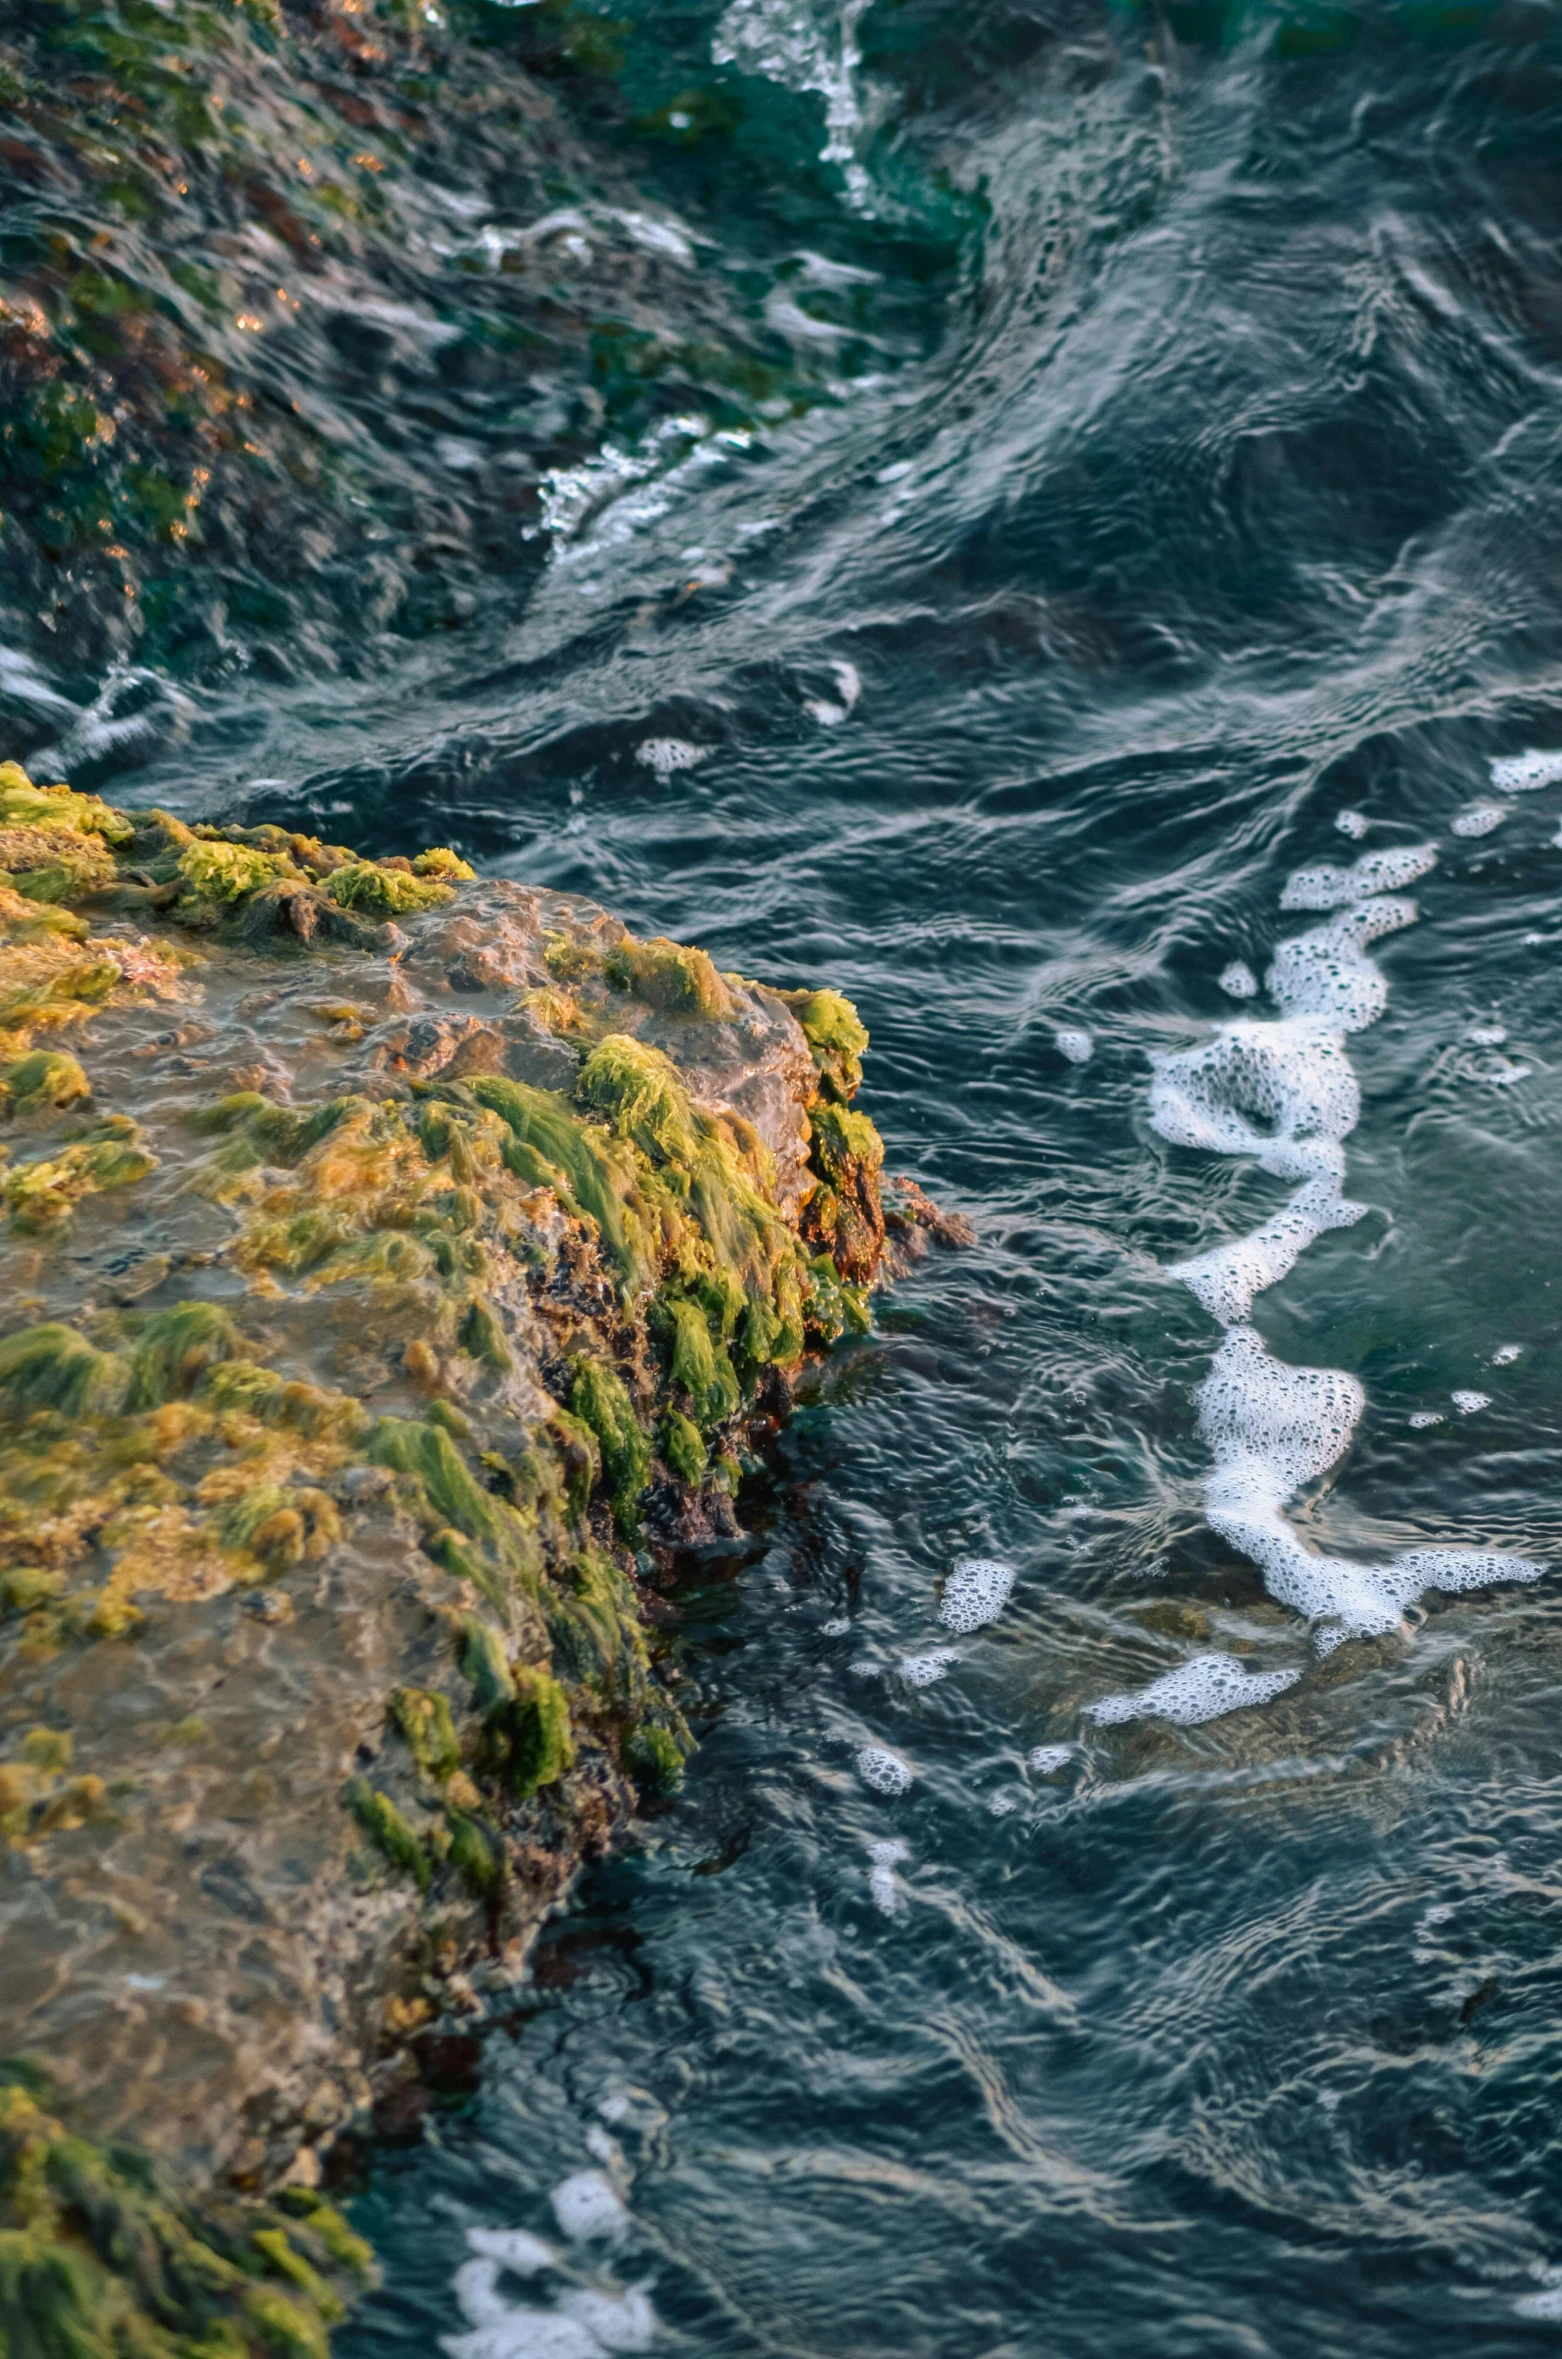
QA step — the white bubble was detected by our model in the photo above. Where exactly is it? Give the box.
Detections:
[634,738,710,775]
[1409,1410,1444,1429]
[1516,2278,1562,2321]
[1055,1027,1093,1064]
[856,1745,913,1795]
[1150,1020,1359,1189]
[1086,1651,1302,1727]
[1490,749,1562,792]
[1335,810,1370,838]
[1265,898,1418,1030]
[867,1837,908,1914]
[1451,806,1505,838]
[1451,1390,1491,1415]
[559,2288,657,2352]
[1492,1344,1522,1366]
[1027,1744,1073,1775]
[1219,960,1258,999]
[1466,1023,1507,1046]
[987,1790,1018,1816]
[938,1557,1016,1632]
[819,1617,851,1636]
[465,2228,557,2277]
[1167,1177,1367,1326]
[442,2309,601,2359]
[899,1648,959,1688]
[1280,845,1436,910]
[550,2171,629,2243]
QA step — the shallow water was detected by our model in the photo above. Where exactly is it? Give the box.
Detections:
[99,0,1562,2348]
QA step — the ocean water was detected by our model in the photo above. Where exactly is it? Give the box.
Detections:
[107,1,1562,2349]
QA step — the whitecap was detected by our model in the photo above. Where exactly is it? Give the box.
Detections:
[550,2171,629,2243]
[856,1745,913,1795]
[466,2228,557,2276]
[1491,749,1562,791]
[1279,846,1435,910]
[442,2311,602,2359]
[1086,1651,1302,1727]
[634,738,710,775]
[938,1557,1016,1632]
[868,1837,908,1913]
[558,2288,657,2352]
[899,1648,959,1687]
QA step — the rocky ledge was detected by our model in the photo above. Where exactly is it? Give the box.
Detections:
[0,761,954,2354]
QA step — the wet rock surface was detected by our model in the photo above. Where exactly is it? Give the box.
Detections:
[0,758,925,2351]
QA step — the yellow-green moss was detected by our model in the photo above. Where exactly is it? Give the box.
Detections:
[347,1779,430,1892]
[783,986,869,1101]
[178,840,287,904]
[0,762,134,846]
[661,1407,707,1485]
[325,862,454,917]
[3,1117,155,1231]
[391,1686,462,1785]
[1,1049,90,1117]
[604,935,737,1020]
[569,1358,650,1529]
[411,847,475,882]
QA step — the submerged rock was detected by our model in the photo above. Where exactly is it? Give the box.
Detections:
[0,759,930,2350]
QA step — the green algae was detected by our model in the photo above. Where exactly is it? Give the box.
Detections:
[0,2084,361,2359]
[4,1116,155,1233]
[604,935,738,1021]
[125,1303,240,1413]
[0,1325,125,1418]
[570,1359,651,1530]
[1,1050,91,1118]
[660,1408,708,1485]
[783,987,869,1102]
[348,1780,431,1894]
[391,1687,462,1787]
[325,864,454,919]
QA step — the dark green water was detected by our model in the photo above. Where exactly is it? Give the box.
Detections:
[73,0,1562,2347]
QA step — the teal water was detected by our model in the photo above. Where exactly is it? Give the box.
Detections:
[82,1,1562,2348]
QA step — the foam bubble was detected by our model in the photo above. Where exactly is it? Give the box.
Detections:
[558,2289,657,2352]
[1451,806,1505,838]
[1028,1744,1073,1775]
[1451,1389,1490,1414]
[856,1744,913,1795]
[1492,1344,1522,1366]
[1280,846,1436,911]
[634,738,709,775]
[1055,1027,1093,1064]
[1218,959,1258,999]
[1087,1652,1302,1727]
[987,1790,1018,1815]
[1409,1410,1444,1429]
[1491,749,1562,791]
[1335,810,1370,838]
[1167,1178,1367,1326]
[1150,1021,1358,1186]
[1265,898,1418,1030]
[1467,1023,1507,1045]
[550,2171,629,2243]
[938,1557,1016,1632]
[819,1617,851,1636]
[466,2229,557,2277]
[442,2309,601,2359]
[868,1837,908,1913]
[900,1648,959,1687]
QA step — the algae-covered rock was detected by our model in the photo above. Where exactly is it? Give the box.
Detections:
[0,760,901,2343]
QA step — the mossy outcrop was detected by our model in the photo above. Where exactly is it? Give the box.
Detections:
[0,757,956,2353]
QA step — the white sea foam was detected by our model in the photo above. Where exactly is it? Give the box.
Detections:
[551,2172,629,2243]
[466,2229,557,2276]
[558,2289,657,2352]
[820,1616,851,1636]
[1492,1344,1522,1365]
[867,1837,908,1913]
[1451,806,1505,837]
[1335,810,1369,838]
[1467,1023,1507,1046]
[856,1744,912,1794]
[938,1557,1016,1632]
[988,1790,1018,1815]
[1279,846,1435,910]
[1055,1027,1093,1064]
[1409,1411,1444,1429]
[1028,1744,1073,1774]
[1167,1177,1366,1325]
[900,1648,959,1687]
[1265,897,1417,1029]
[1150,1020,1358,1185]
[634,738,710,775]
[1218,960,1258,999]
[1491,749,1562,791]
[804,658,862,725]
[442,2309,601,2359]
[1086,1652,1302,1727]
[1452,1389,1490,1415]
